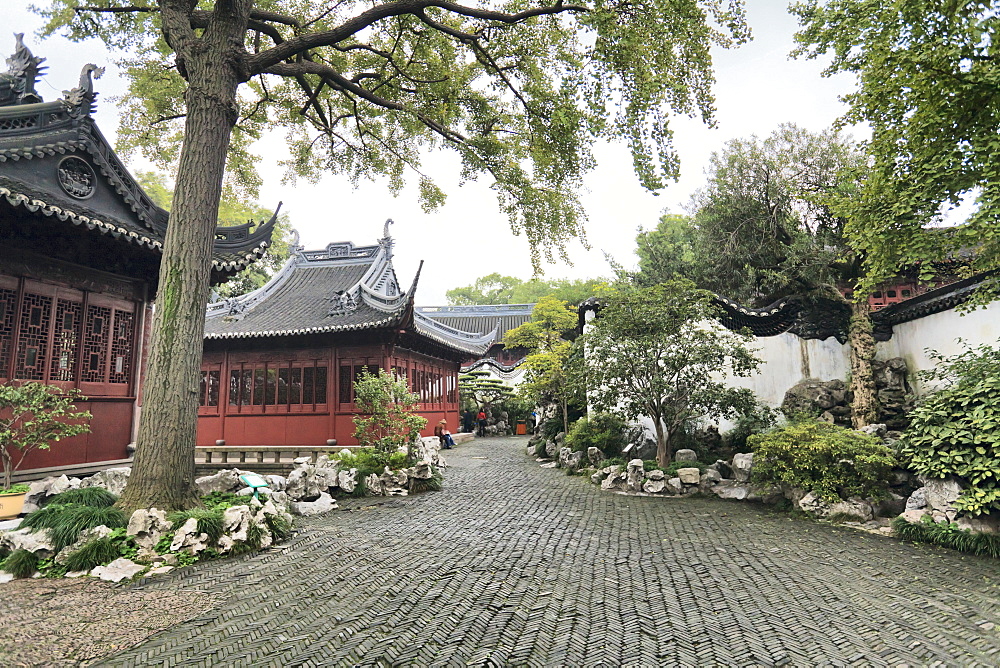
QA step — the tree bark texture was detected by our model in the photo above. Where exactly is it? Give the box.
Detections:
[654,418,671,468]
[849,299,878,429]
[118,3,251,513]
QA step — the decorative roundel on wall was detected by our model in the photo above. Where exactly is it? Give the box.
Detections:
[57,156,96,199]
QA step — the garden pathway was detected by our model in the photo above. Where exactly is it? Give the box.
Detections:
[100,436,1000,666]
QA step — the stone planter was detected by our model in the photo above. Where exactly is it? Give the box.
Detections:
[0,491,26,520]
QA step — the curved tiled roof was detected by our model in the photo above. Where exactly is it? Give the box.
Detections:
[205,237,494,357]
[416,304,534,345]
[0,41,275,278]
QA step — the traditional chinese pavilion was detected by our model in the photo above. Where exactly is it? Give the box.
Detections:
[0,37,275,480]
[198,229,494,446]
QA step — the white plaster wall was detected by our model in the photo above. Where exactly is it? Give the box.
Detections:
[876,300,1000,395]
[728,333,850,408]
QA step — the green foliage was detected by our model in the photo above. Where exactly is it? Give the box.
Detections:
[897,344,1000,516]
[21,504,128,552]
[332,447,409,478]
[0,382,92,490]
[749,421,896,503]
[723,403,778,453]
[892,516,1000,559]
[447,274,608,306]
[64,536,123,572]
[793,1,1000,303]
[353,370,427,460]
[0,483,29,494]
[459,371,515,413]
[503,296,579,350]
[661,460,707,479]
[565,413,627,458]
[231,523,266,556]
[409,470,444,494]
[633,214,700,288]
[44,487,117,508]
[167,509,225,543]
[201,492,248,511]
[36,0,749,269]
[3,549,39,579]
[264,514,293,543]
[584,281,761,466]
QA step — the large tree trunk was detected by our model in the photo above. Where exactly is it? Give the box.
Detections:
[117,7,249,513]
[849,299,878,429]
[654,418,671,468]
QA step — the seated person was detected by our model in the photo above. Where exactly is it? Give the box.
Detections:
[434,419,456,449]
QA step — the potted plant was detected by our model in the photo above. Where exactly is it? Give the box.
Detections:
[0,382,91,519]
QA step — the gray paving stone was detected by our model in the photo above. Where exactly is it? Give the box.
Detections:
[98,436,1000,666]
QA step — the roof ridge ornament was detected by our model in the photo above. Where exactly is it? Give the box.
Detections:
[380,218,394,260]
[62,63,105,117]
[0,33,46,106]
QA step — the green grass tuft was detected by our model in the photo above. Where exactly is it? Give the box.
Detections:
[168,508,225,543]
[892,516,1000,558]
[264,514,293,542]
[21,504,128,552]
[3,549,39,578]
[64,536,123,572]
[409,471,443,493]
[45,487,118,508]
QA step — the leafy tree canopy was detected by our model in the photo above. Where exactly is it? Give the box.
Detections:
[502,295,578,350]
[792,0,1000,300]
[447,273,607,306]
[36,0,749,268]
[583,281,760,465]
[136,171,295,298]
[633,124,863,306]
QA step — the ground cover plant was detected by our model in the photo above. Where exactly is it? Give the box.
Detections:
[892,515,1000,559]
[749,421,895,502]
[897,344,1000,516]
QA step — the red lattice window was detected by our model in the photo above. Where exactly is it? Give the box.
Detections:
[49,298,82,382]
[82,304,111,383]
[109,309,134,384]
[0,288,16,379]
[199,368,221,407]
[226,361,328,413]
[15,292,53,380]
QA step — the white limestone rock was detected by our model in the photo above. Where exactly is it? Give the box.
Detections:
[731,453,754,483]
[1,527,56,555]
[711,481,751,500]
[544,441,558,458]
[194,469,244,496]
[920,476,964,516]
[91,558,146,583]
[222,505,254,544]
[289,492,337,517]
[797,491,831,517]
[127,508,172,551]
[601,469,627,491]
[642,478,668,494]
[828,497,875,521]
[78,467,131,496]
[22,475,78,513]
[365,473,384,496]
[700,469,722,485]
[666,478,684,495]
[587,447,606,467]
[645,469,666,481]
[264,475,287,492]
[626,459,645,492]
[147,565,175,576]
[674,449,698,463]
[170,518,210,555]
[677,468,701,485]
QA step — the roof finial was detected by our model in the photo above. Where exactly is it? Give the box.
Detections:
[0,33,46,106]
[382,218,394,240]
[62,63,105,117]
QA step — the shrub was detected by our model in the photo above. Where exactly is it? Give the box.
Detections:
[897,344,1000,516]
[45,487,117,508]
[661,460,707,478]
[21,504,128,552]
[749,421,895,503]
[892,515,1000,558]
[331,447,409,477]
[565,413,627,457]
[2,549,39,578]
[353,370,426,460]
[64,536,122,572]
[722,402,778,454]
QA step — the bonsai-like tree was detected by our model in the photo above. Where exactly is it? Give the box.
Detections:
[0,382,92,491]
[583,281,761,467]
[352,370,427,463]
[459,369,514,414]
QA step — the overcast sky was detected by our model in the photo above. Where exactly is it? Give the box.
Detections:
[9,1,864,304]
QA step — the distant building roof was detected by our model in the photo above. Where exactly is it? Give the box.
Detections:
[0,36,275,283]
[205,234,495,358]
[416,304,535,346]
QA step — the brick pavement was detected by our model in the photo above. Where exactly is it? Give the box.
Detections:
[100,436,1000,666]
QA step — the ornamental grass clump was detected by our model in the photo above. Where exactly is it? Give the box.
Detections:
[749,421,895,503]
[167,508,225,543]
[20,504,128,552]
[897,344,1000,517]
[1,548,39,578]
[44,487,117,508]
[892,515,1000,559]
[64,536,122,572]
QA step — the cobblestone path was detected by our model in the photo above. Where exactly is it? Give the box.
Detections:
[102,436,1000,667]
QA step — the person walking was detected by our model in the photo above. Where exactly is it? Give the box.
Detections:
[477,409,488,437]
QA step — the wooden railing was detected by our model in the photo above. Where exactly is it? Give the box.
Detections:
[194,445,357,476]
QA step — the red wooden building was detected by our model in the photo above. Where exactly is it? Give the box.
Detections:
[0,38,275,480]
[198,231,493,446]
